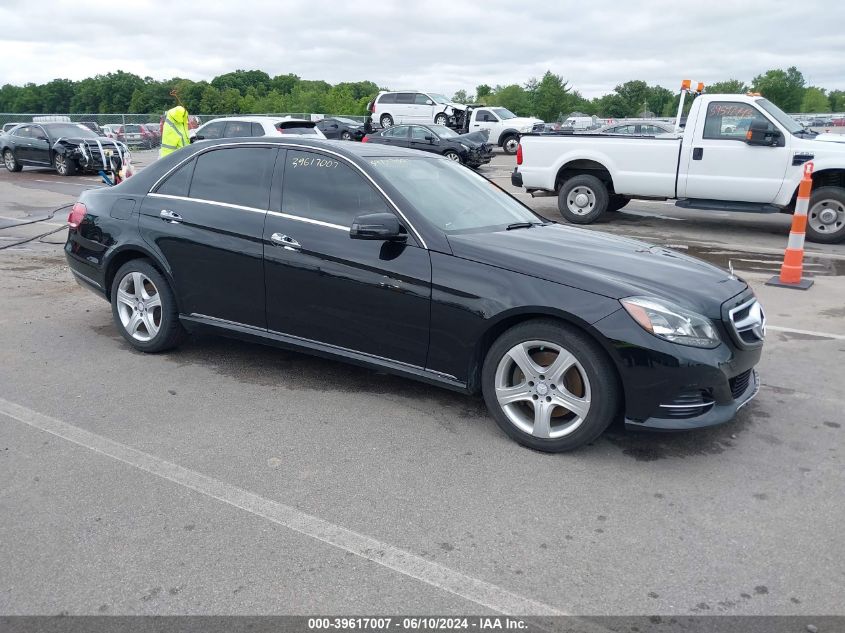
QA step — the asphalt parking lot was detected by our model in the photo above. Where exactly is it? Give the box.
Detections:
[0,148,843,618]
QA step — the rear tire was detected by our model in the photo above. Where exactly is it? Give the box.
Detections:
[501,135,519,155]
[4,149,22,172]
[110,259,185,353]
[558,174,609,224]
[341,131,352,141]
[379,115,393,128]
[54,152,77,177]
[606,195,631,212]
[482,319,619,452]
[806,186,845,244]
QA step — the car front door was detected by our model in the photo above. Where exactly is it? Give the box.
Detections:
[140,145,276,328]
[28,126,52,164]
[415,93,436,123]
[680,101,791,203]
[263,148,431,367]
[409,126,437,154]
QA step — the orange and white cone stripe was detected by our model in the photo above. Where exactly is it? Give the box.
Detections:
[777,162,813,285]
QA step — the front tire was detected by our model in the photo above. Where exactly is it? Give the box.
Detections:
[444,150,462,163]
[806,186,845,244]
[558,174,609,224]
[379,115,393,128]
[501,135,519,155]
[54,152,77,177]
[482,319,619,452]
[110,259,185,353]
[434,113,449,126]
[4,149,22,172]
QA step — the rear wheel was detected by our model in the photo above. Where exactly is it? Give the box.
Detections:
[482,319,619,452]
[502,135,519,155]
[341,130,352,141]
[806,186,845,244]
[54,152,77,176]
[379,114,393,128]
[558,174,609,224]
[110,259,185,353]
[3,149,22,172]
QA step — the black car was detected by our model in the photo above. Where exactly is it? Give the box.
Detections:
[64,137,763,452]
[317,117,366,141]
[2,122,128,176]
[364,124,493,168]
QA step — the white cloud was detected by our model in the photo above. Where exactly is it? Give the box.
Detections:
[1,0,843,97]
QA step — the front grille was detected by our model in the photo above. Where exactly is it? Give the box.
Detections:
[656,389,715,419]
[729,369,752,399]
[726,297,766,348]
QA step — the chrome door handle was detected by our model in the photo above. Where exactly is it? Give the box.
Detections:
[160,209,182,223]
[270,232,301,250]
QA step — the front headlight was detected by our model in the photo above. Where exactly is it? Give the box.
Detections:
[519,125,533,132]
[620,297,720,348]
[459,142,469,151]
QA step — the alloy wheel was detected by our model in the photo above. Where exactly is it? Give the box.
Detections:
[55,154,67,175]
[115,271,163,342]
[566,186,596,216]
[4,151,14,170]
[503,138,519,154]
[445,151,461,161]
[494,340,592,439]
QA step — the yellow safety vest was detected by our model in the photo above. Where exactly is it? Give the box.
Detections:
[160,107,190,158]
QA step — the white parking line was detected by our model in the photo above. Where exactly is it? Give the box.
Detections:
[0,397,566,617]
[767,325,845,341]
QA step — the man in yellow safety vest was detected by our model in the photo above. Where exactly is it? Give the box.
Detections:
[159,105,190,158]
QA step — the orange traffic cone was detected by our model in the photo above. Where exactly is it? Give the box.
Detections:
[766,162,815,290]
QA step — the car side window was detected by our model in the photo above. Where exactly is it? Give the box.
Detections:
[223,121,251,138]
[14,126,32,138]
[414,93,431,105]
[411,127,430,141]
[378,93,397,104]
[704,102,774,141]
[396,93,415,104]
[31,126,48,140]
[200,121,225,139]
[251,122,265,137]
[282,150,390,227]
[385,126,409,139]
[189,147,275,209]
[156,158,196,197]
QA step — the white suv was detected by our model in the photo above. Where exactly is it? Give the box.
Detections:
[190,116,326,141]
[369,91,465,128]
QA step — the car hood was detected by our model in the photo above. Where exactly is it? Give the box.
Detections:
[454,131,490,146]
[447,224,746,317]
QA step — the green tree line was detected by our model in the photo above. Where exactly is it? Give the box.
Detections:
[1,67,843,119]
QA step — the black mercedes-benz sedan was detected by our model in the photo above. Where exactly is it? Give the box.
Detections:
[2,122,128,176]
[363,124,493,168]
[64,137,763,452]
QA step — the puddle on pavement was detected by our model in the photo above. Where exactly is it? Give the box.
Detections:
[664,244,845,277]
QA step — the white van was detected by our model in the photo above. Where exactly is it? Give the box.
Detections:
[369,91,465,128]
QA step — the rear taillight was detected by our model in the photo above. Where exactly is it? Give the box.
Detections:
[516,143,523,165]
[68,202,87,229]
[361,135,369,143]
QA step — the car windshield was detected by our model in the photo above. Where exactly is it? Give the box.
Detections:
[429,125,458,138]
[428,94,450,104]
[368,157,540,233]
[46,124,99,138]
[756,98,804,134]
[491,108,517,120]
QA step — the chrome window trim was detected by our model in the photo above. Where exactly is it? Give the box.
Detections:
[266,210,346,232]
[147,141,427,249]
[148,192,267,214]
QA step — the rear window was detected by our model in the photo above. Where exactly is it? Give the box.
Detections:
[396,93,415,104]
[276,121,318,135]
[189,147,275,209]
[125,125,143,132]
[377,93,397,104]
[156,158,195,197]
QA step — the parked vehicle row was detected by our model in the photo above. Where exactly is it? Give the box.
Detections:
[64,136,764,452]
[513,93,845,243]
[363,123,492,168]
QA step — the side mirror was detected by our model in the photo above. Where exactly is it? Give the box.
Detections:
[426,99,434,105]
[746,119,782,146]
[425,135,436,143]
[350,212,406,242]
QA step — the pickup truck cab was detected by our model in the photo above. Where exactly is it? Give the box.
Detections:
[513,94,845,243]
[467,107,543,155]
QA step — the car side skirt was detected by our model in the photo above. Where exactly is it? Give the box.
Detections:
[180,313,469,393]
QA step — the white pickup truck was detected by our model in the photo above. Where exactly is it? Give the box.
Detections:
[465,107,543,155]
[512,94,845,243]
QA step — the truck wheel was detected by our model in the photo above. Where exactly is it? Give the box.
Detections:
[434,113,449,126]
[606,195,631,212]
[558,175,609,224]
[502,135,519,155]
[379,115,393,128]
[806,187,845,244]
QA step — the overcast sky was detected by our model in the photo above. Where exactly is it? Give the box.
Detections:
[1,0,843,97]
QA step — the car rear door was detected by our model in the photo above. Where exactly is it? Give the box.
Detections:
[377,125,410,148]
[679,100,791,203]
[394,92,418,123]
[141,144,277,328]
[262,148,431,367]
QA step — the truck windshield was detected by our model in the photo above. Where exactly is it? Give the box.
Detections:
[757,99,803,135]
[368,157,540,233]
[492,108,517,120]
